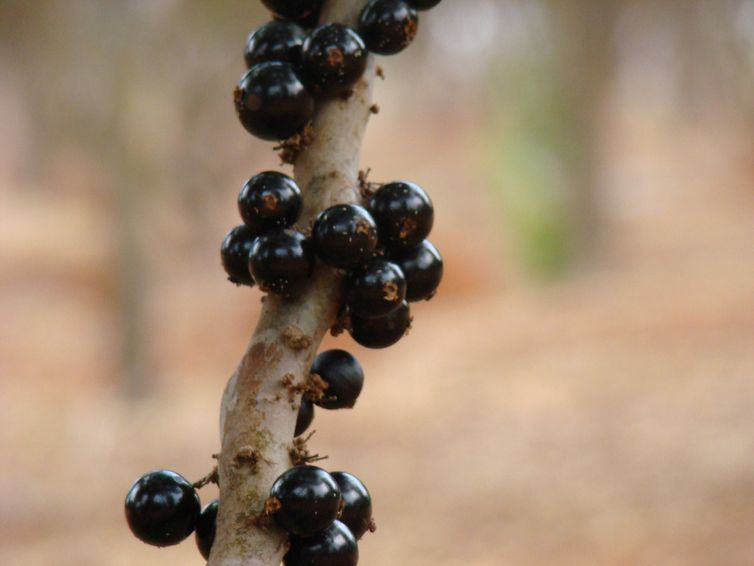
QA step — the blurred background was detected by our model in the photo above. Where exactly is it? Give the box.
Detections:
[1,0,753,564]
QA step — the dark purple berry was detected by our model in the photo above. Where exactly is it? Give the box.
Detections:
[313,204,378,269]
[358,0,419,56]
[407,0,441,10]
[195,499,218,560]
[390,239,443,301]
[262,0,323,23]
[311,350,364,409]
[249,228,314,297]
[369,181,433,251]
[302,23,368,94]
[284,520,358,566]
[238,171,302,233]
[295,398,315,437]
[330,472,372,539]
[245,20,306,68]
[234,62,315,141]
[349,300,411,349]
[346,258,406,318]
[221,225,257,286]
[270,466,342,537]
[124,470,201,547]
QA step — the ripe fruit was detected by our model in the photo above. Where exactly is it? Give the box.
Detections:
[390,239,443,301]
[330,472,372,539]
[407,0,441,9]
[245,20,306,68]
[284,520,358,566]
[312,204,378,269]
[358,0,419,56]
[234,62,315,141]
[262,0,323,23]
[346,258,406,318]
[249,228,315,297]
[195,499,219,560]
[238,171,302,233]
[124,470,201,547]
[270,466,342,536]
[311,349,364,409]
[221,225,257,286]
[349,300,411,349]
[369,181,434,251]
[295,398,315,436]
[302,23,368,94]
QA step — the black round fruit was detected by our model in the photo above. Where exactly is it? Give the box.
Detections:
[295,398,315,437]
[238,171,302,233]
[358,0,419,56]
[311,349,364,409]
[249,228,314,297]
[262,0,322,23]
[221,225,257,286]
[407,0,441,9]
[349,300,411,349]
[390,239,443,301]
[369,181,434,251]
[346,258,406,318]
[284,520,358,566]
[195,499,219,560]
[312,204,378,269]
[124,470,201,547]
[270,466,342,537]
[330,472,372,539]
[301,23,368,94]
[245,20,306,68]
[234,62,315,141]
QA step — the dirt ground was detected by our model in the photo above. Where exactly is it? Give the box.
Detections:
[1,97,753,566]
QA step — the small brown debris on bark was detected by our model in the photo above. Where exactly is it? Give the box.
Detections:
[282,325,313,350]
[368,518,377,533]
[289,431,328,466]
[376,65,385,80]
[369,103,380,114]
[274,123,315,164]
[192,466,219,489]
[358,168,382,199]
[234,445,264,472]
[305,373,329,403]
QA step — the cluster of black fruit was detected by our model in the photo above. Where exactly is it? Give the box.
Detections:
[221,170,443,348]
[126,0,444,563]
[235,0,441,140]
[124,350,372,564]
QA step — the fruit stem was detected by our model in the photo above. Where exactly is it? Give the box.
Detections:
[209,2,375,565]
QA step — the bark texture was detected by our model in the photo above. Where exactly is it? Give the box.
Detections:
[209,1,374,565]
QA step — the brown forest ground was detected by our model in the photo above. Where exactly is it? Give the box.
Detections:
[0,105,753,566]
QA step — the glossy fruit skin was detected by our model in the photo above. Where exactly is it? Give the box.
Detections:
[234,62,315,141]
[346,259,406,318]
[312,204,378,269]
[195,499,219,560]
[270,466,342,537]
[284,520,358,566]
[295,398,315,437]
[249,228,314,297]
[330,472,372,539]
[262,0,322,23]
[390,239,443,301]
[358,0,419,56]
[349,300,411,349]
[124,470,201,547]
[238,171,302,234]
[311,349,364,409]
[301,23,368,94]
[245,20,306,68]
[369,181,433,251]
[407,0,441,9]
[221,225,257,286]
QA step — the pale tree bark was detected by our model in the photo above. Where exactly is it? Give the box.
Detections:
[209,1,375,565]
